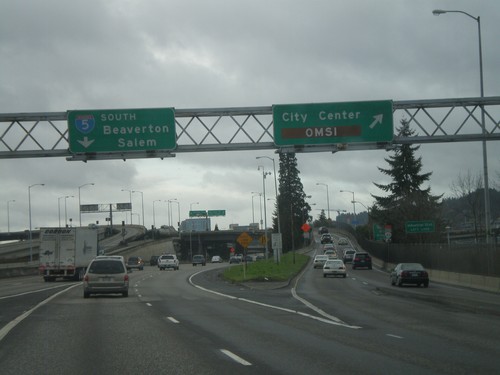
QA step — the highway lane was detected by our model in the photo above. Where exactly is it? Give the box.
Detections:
[1,259,499,374]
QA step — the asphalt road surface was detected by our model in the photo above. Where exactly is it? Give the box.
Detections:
[0,254,499,374]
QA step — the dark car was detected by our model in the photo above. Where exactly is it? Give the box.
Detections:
[126,256,144,271]
[229,256,241,264]
[320,233,333,244]
[192,254,206,266]
[352,252,372,270]
[150,255,159,266]
[390,263,429,287]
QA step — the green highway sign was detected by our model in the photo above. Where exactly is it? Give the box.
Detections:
[405,221,435,234]
[273,100,393,146]
[207,210,226,217]
[189,210,207,217]
[68,108,176,153]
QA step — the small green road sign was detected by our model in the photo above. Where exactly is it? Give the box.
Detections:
[405,221,435,233]
[207,210,226,217]
[68,108,176,153]
[273,100,393,146]
[189,210,207,217]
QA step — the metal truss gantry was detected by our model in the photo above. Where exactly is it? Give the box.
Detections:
[0,96,499,161]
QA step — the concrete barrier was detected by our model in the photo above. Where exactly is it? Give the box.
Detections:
[373,257,500,293]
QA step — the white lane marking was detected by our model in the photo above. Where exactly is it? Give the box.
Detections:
[167,316,180,324]
[0,284,74,300]
[189,271,361,329]
[386,334,404,339]
[362,282,369,285]
[291,262,361,328]
[0,283,81,342]
[146,303,152,307]
[220,349,252,366]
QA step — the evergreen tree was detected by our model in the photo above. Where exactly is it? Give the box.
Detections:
[277,152,311,252]
[371,120,443,243]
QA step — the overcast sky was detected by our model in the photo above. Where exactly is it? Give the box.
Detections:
[1,0,499,232]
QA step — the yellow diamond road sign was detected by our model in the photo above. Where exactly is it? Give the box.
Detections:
[237,232,253,249]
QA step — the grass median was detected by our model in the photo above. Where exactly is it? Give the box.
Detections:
[223,252,309,282]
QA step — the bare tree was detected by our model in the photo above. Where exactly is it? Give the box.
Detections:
[450,169,483,241]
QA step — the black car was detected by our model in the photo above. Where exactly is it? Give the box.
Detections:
[126,256,144,271]
[390,263,429,287]
[352,252,372,270]
[320,234,333,244]
[229,256,241,264]
[149,255,159,266]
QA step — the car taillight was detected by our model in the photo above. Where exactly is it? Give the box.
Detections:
[84,275,89,282]
[401,271,408,277]
[124,274,129,281]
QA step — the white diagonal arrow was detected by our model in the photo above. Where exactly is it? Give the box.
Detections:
[77,136,95,148]
[369,114,383,129]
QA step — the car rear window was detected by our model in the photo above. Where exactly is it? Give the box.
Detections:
[89,260,125,274]
[162,255,174,259]
[356,253,369,259]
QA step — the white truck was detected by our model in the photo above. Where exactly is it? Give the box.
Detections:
[39,227,99,282]
[157,254,179,270]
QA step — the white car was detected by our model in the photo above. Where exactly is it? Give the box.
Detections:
[337,237,349,246]
[211,255,223,263]
[323,259,347,278]
[324,250,337,259]
[313,255,329,268]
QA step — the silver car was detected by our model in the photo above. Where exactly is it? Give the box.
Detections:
[83,256,129,298]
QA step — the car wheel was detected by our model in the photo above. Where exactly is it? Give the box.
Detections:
[391,277,395,286]
[352,266,356,270]
[397,277,403,287]
[343,274,346,278]
[323,274,327,278]
[424,281,429,288]
[83,292,90,298]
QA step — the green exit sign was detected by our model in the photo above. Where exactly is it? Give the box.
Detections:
[405,221,435,233]
[68,108,176,153]
[273,100,393,146]
[208,210,226,217]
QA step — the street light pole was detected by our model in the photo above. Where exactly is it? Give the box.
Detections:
[168,198,178,228]
[340,190,356,224]
[316,183,330,220]
[153,199,161,228]
[170,200,180,231]
[433,9,491,243]
[7,200,15,233]
[121,189,133,224]
[256,156,281,236]
[132,191,145,227]
[78,183,94,227]
[28,183,44,263]
[258,166,271,259]
[65,195,74,227]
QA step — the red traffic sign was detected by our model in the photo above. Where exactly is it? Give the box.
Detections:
[301,223,311,232]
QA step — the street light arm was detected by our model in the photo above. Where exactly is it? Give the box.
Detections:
[432,9,478,21]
